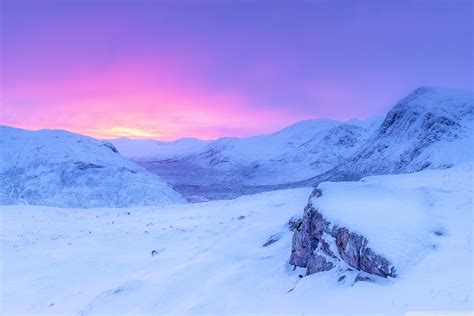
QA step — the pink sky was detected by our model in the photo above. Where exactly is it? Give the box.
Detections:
[1,56,313,140]
[1,1,472,140]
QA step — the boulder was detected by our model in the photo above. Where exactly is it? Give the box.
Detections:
[290,188,396,278]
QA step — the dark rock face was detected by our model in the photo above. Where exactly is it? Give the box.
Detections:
[290,188,396,279]
[102,141,120,154]
[306,254,334,274]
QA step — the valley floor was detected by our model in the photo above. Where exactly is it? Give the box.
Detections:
[1,177,473,315]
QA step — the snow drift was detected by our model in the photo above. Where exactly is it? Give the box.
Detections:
[0,126,184,208]
[291,161,473,284]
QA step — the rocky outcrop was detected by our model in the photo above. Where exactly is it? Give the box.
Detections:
[290,188,396,279]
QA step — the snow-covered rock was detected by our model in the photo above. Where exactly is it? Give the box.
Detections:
[290,188,396,279]
[0,126,184,208]
[290,161,473,282]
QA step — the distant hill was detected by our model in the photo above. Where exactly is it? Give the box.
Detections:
[0,126,184,208]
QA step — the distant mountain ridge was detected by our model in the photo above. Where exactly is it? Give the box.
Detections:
[112,86,473,200]
[111,137,212,161]
[112,117,383,200]
[2,86,471,204]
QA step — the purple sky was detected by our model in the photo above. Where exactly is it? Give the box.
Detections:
[1,0,473,140]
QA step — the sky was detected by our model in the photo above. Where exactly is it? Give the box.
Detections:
[1,0,473,140]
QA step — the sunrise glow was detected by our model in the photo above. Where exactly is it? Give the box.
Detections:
[1,2,472,140]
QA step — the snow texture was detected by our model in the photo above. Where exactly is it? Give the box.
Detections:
[0,126,184,208]
[314,161,473,274]
[305,87,474,185]
[1,163,472,314]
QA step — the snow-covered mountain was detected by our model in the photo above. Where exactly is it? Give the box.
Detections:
[117,117,381,200]
[109,87,473,201]
[15,86,469,203]
[188,118,341,166]
[0,126,184,208]
[1,87,473,314]
[302,87,474,185]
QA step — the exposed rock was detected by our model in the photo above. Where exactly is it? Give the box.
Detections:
[286,215,303,232]
[262,234,281,247]
[353,273,376,285]
[290,188,396,279]
[306,254,334,274]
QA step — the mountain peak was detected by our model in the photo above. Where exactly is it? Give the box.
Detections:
[398,86,474,111]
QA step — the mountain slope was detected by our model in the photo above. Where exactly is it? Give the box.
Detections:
[188,118,341,166]
[113,86,472,200]
[300,87,474,185]
[135,118,381,199]
[0,126,184,208]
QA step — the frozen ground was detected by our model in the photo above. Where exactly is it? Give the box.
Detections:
[1,163,473,315]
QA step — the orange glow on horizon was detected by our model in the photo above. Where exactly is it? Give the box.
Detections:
[92,126,165,140]
[0,57,313,141]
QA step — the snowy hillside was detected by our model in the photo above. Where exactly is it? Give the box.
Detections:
[112,87,473,201]
[188,118,341,164]
[1,163,472,315]
[306,87,474,184]
[132,117,382,200]
[0,126,184,208]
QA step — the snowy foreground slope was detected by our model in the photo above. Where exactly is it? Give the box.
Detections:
[1,163,472,315]
[0,126,184,208]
